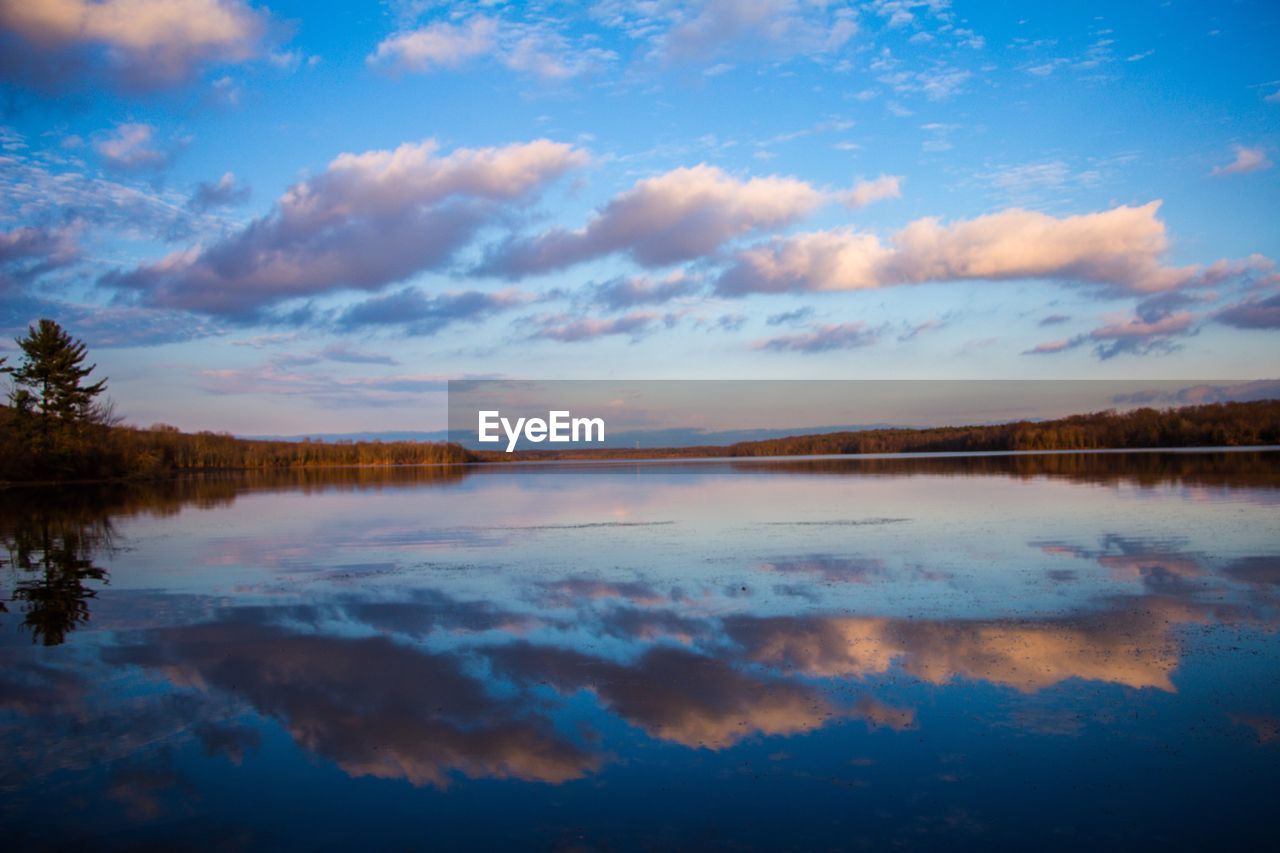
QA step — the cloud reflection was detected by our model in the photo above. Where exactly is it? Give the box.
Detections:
[109,621,600,788]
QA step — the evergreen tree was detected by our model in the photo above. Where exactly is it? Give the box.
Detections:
[6,319,107,465]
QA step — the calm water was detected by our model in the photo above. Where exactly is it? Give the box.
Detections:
[2,452,1278,850]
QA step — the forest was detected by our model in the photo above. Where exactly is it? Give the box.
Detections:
[0,411,476,481]
[722,398,1280,457]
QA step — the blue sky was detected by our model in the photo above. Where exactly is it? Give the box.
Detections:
[1,0,1277,434]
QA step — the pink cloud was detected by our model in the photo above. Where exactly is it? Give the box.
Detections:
[1211,145,1272,176]
[0,0,271,88]
[480,164,828,277]
[720,202,1204,295]
[106,138,587,317]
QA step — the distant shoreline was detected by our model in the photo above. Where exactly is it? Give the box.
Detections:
[472,443,1280,467]
[4,444,1279,491]
[4,399,1278,483]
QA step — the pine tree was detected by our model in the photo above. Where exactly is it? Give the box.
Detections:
[7,319,108,464]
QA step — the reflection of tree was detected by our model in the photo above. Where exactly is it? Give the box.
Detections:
[2,505,112,646]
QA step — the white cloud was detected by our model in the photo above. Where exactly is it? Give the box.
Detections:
[367,16,498,73]
[368,15,615,81]
[94,123,180,171]
[718,202,1204,295]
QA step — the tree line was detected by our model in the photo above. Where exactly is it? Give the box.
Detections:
[722,400,1280,457]
[1,319,474,482]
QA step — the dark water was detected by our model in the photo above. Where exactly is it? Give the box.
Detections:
[2,451,1278,850]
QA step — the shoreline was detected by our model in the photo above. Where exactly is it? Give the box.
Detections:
[3,443,1277,489]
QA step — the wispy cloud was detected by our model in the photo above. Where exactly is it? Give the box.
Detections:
[619,0,858,65]
[528,310,665,343]
[337,288,524,336]
[590,272,702,309]
[1025,309,1199,360]
[94,123,186,172]
[753,322,881,353]
[1211,145,1272,176]
[368,14,615,81]
[188,172,250,212]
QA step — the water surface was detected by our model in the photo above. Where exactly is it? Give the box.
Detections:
[2,452,1278,849]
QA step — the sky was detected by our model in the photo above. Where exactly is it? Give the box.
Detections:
[0,0,1277,436]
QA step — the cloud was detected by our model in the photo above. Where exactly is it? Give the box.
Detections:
[0,128,227,244]
[535,577,667,608]
[1039,313,1070,326]
[765,306,814,326]
[188,171,250,211]
[1216,293,1280,329]
[897,317,946,340]
[194,364,453,405]
[29,303,223,348]
[337,288,523,336]
[316,343,398,366]
[488,642,843,749]
[0,225,78,293]
[591,272,702,309]
[595,607,711,644]
[1024,338,1073,355]
[94,123,183,172]
[368,16,497,73]
[1211,145,1272,176]
[726,605,1193,692]
[368,15,615,81]
[753,322,881,353]
[104,138,586,318]
[0,0,273,91]
[879,65,971,100]
[718,202,1201,296]
[1085,311,1197,358]
[109,620,600,788]
[843,174,903,208]
[1222,556,1280,587]
[528,310,663,343]
[480,164,826,278]
[600,0,856,66]
[1024,310,1197,360]
[757,555,887,583]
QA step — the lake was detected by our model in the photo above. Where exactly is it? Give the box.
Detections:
[2,451,1278,850]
